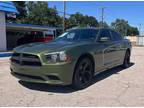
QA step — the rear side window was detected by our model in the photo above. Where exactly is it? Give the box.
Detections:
[98,29,112,41]
[111,30,122,41]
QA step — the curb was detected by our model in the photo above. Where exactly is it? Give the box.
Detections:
[0,52,13,57]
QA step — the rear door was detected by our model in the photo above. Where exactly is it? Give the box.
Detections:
[110,30,125,64]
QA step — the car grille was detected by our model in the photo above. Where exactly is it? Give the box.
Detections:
[11,53,42,66]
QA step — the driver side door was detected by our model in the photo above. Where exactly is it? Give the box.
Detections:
[97,29,117,69]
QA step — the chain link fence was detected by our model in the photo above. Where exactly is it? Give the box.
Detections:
[125,36,144,46]
[137,36,144,46]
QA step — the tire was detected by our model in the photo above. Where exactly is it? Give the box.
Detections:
[72,57,94,89]
[122,50,130,68]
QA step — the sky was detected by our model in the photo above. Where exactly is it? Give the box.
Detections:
[48,1,144,33]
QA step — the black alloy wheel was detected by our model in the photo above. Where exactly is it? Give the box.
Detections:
[73,57,94,89]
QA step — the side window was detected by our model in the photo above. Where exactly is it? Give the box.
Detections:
[79,29,91,39]
[111,31,122,41]
[98,29,111,41]
[90,29,98,39]
[79,29,98,40]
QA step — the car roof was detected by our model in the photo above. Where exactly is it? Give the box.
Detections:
[67,27,112,31]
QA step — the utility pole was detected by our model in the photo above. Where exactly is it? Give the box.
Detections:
[139,23,142,36]
[63,1,66,33]
[101,7,105,28]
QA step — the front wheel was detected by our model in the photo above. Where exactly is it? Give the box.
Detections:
[72,57,94,89]
[122,50,130,68]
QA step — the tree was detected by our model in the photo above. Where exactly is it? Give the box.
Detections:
[127,27,139,36]
[83,15,99,27]
[6,1,27,23]
[111,19,139,36]
[26,1,62,26]
[99,21,109,28]
[111,19,129,36]
[14,1,27,18]
[65,17,76,29]
[14,1,27,23]
[69,12,84,26]
[67,12,99,28]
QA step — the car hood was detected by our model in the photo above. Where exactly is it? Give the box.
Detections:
[14,40,92,54]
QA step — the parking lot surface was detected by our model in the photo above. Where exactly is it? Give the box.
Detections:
[0,47,144,107]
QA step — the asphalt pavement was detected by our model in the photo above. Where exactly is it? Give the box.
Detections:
[0,47,144,107]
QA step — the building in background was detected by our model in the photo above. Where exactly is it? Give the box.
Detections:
[6,23,61,50]
[0,2,62,51]
[0,1,18,51]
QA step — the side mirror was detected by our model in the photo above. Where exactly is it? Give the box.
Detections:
[99,37,110,42]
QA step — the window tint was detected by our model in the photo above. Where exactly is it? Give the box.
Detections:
[79,29,98,40]
[56,29,99,41]
[59,29,81,41]
[98,29,111,41]
[111,30,122,41]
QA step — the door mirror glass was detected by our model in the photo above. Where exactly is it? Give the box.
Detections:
[99,37,110,42]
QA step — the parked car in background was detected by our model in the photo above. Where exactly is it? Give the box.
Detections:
[17,30,57,46]
[10,28,132,89]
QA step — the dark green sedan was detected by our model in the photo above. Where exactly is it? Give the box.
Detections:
[10,28,131,89]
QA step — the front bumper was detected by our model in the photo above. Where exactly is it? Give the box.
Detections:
[10,61,75,85]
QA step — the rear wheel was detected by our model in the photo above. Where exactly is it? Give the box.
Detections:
[72,57,94,89]
[122,50,130,68]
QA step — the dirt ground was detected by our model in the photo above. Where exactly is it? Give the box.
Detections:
[0,47,144,107]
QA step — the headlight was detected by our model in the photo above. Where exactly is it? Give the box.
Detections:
[45,51,70,63]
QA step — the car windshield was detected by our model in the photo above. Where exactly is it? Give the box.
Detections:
[55,29,99,41]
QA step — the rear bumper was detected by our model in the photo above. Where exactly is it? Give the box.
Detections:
[10,61,75,85]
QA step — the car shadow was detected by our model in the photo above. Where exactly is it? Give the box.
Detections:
[91,62,134,85]
[19,62,134,93]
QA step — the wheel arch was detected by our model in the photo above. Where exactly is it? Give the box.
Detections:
[74,53,95,75]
